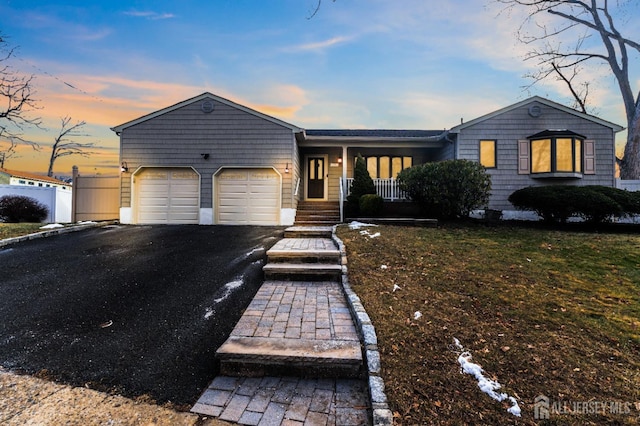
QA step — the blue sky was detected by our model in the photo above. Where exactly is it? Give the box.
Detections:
[1,0,637,175]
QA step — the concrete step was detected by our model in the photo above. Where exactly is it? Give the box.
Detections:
[284,226,333,239]
[216,336,363,378]
[263,263,342,281]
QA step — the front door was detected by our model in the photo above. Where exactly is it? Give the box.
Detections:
[307,156,325,199]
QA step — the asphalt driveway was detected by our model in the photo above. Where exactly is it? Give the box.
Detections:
[0,224,284,406]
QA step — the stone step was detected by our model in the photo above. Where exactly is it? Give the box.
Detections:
[216,336,363,378]
[263,263,342,281]
[284,226,333,239]
[293,220,340,227]
[267,250,340,264]
[294,213,340,220]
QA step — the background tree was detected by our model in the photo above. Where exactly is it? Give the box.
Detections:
[47,116,93,177]
[0,34,41,166]
[496,0,640,179]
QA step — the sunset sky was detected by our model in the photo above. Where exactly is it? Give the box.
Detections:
[1,0,638,177]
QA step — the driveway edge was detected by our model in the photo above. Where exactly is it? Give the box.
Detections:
[0,221,119,248]
[332,224,393,426]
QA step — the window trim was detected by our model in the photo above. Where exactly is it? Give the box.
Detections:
[527,130,586,175]
[518,133,595,177]
[361,155,413,179]
[479,139,497,169]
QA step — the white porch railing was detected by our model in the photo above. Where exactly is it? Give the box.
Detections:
[343,178,408,201]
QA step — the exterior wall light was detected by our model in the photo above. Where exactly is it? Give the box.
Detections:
[285,163,290,173]
[120,162,129,172]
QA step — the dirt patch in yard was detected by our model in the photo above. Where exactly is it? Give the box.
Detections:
[338,223,640,425]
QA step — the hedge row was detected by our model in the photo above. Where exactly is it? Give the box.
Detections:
[508,185,640,223]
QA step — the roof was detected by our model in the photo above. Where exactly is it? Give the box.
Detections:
[528,129,587,139]
[305,129,445,138]
[111,92,304,134]
[0,168,69,185]
[449,96,624,133]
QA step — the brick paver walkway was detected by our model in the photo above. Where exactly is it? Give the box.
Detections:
[232,281,358,341]
[192,376,369,425]
[192,232,373,425]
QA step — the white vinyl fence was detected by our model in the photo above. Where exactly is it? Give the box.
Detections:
[616,179,640,192]
[0,185,72,223]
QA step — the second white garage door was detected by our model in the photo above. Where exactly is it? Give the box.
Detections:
[216,168,280,225]
[135,167,200,224]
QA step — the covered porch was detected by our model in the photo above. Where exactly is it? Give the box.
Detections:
[296,129,454,203]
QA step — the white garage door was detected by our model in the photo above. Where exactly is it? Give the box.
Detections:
[135,168,200,224]
[217,168,280,225]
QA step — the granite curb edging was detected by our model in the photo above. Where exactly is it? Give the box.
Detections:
[0,220,119,248]
[332,224,393,426]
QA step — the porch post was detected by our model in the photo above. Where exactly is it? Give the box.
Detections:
[341,145,348,197]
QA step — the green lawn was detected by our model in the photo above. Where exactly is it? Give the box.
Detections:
[338,223,640,425]
[0,223,46,240]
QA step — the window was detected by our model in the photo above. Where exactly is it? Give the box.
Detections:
[479,140,497,168]
[523,130,590,176]
[363,156,412,178]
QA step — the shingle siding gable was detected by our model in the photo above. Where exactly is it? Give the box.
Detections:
[456,102,617,211]
[120,98,296,210]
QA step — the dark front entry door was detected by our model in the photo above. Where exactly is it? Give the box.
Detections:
[307,157,325,199]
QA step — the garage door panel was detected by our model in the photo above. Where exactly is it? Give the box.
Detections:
[216,168,280,225]
[135,168,199,224]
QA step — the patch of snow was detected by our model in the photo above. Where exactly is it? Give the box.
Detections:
[213,279,244,304]
[40,223,64,229]
[77,221,97,225]
[414,311,422,320]
[246,247,265,257]
[359,229,381,238]
[204,308,214,320]
[348,221,378,230]
[380,265,387,270]
[453,337,521,417]
[392,284,401,292]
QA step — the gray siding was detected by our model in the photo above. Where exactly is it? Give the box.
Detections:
[456,101,617,211]
[119,98,297,209]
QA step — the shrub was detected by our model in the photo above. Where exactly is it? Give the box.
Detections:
[508,186,578,223]
[573,187,624,223]
[508,185,632,224]
[347,154,376,213]
[397,160,492,219]
[359,194,384,216]
[0,195,49,223]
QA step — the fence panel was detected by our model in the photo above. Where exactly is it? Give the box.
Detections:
[73,176,120,221]
[616,179,640,191]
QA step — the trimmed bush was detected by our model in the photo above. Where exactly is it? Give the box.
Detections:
[397,160,492,219]
[508,186,578,223]
[359,194,384,216]
[508,185,634,224]
[0,195,49,223]
[347,154,376,213]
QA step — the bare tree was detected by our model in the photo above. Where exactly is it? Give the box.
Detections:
[0,34,41,166]
[497,0,640,179]
[47,116,94,177]
[307,0,335,19]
